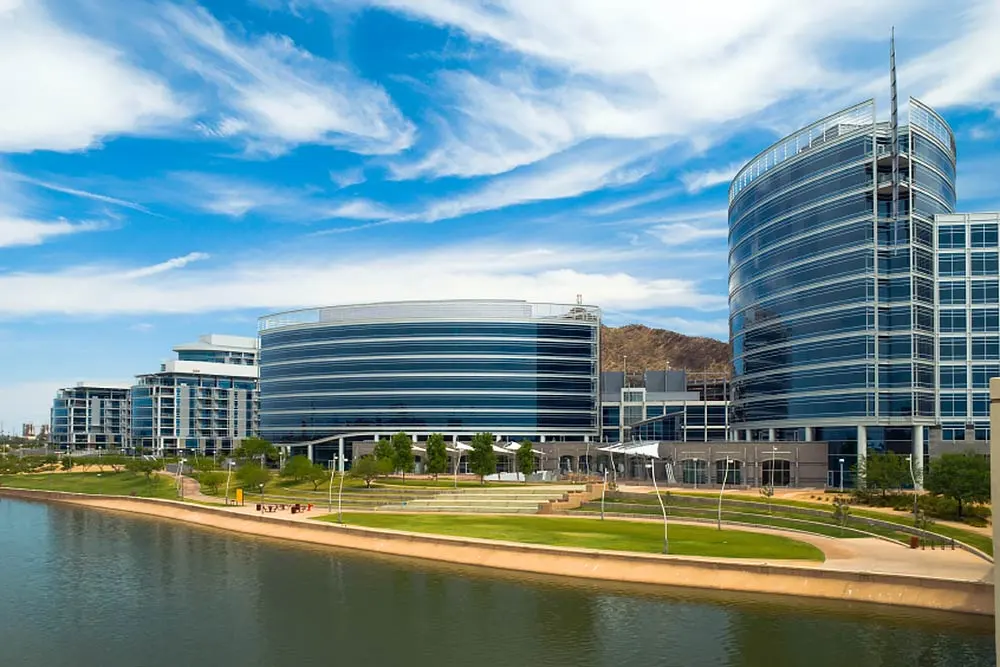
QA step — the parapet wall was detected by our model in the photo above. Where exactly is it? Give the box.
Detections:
[1,488,992,616]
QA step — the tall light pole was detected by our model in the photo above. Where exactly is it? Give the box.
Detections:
[839,458,845,493]
[907,454,918,525]
[338,460,346,525]
[717,456,731,530]
[600,468,608,521]
[175,458,186,498]
[224,459,235,505]
[647,456,668,554]
[328,456,336,513]
[258,483,264,514]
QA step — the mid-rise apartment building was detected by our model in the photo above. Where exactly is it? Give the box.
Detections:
[51,383,131,450]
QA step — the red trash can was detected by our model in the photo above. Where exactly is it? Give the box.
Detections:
[909,536,919,549]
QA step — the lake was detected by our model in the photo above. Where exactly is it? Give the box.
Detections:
[0,497,993,667]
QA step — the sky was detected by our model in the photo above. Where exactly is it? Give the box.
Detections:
[1,0,999,429]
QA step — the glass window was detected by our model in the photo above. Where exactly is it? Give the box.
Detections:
[972,337,1000,361]
[938,226,966,249]
[940,394,968,418]
[939,338,967,361]
[939,282,966,305]
[938,253,966,277]
[972,252,999,276]
[972,224,999,248]
[972,280,1000,304]
[972,365,1000,389]
[913,247,933,275]
[940,366,967,389]
[939,310,967,333]
[972,308,1000,333]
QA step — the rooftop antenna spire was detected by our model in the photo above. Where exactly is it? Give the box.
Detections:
[890,27,900,243]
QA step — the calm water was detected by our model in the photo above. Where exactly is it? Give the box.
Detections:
[0,498,993,667]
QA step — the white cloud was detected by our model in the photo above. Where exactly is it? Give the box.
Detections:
[646,223,728,246]
[0,0,186,152]
[129,322,155,333]
[5,171,153,213]
[0,242,726,316]
[330,167,366,189]
[0,217,105,248]
[680,162,745,194]
[348,0,906,179]
[153,4,415,156]
[904,0,1000,111]
[122,252,209,279]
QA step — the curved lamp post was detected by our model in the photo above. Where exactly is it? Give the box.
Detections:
[646,457,669,555]
[717,456,731,530]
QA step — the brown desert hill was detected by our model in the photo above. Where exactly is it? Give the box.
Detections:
[601,324,730,373]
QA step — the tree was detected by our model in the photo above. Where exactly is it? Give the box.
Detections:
[924,452,990,519]
[280,455,314,483]
[126,458,164,480]
[425,433,448,479]
[391,432,415,480]
[350,455,392,488]
[856,449,911,498]
[236,464,270,492]
[307,463,329,491]
[468,432,497,483]
[236,437,277,467]
[372,438,395,465]
[831,497,851,536]
[102,454,127,473]
[516,440,535,482]
[199,471,225,494]
[192,457,216,474]
[61,457,73,471]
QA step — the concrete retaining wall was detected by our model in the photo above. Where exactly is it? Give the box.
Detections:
[1,488,992,616]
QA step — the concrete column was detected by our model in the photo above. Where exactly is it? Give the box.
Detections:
[307,443,314,462]
[743,429,751,442]
[540,435,546,443]
[857,425,867,486]
[988,378,1000,659]
[912,426,924,491]
[338,438,345,472]
[804,427,814,442]
[767,428,776,442]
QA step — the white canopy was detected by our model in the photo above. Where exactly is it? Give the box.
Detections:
[598,440,661,458]
[503,442,544,455]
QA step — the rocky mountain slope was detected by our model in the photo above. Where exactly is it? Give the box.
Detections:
[600,324,730,373]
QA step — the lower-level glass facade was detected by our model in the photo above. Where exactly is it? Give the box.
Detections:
[259,301,601,445]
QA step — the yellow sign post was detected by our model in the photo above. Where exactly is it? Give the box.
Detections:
[235,488,244,506]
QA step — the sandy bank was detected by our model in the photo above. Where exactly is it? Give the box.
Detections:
[1,488,992,616]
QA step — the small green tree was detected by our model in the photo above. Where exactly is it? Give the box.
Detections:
[468,432,497,484]
[236,437,277,466]
[391,432,415,481]
[236,464,270,492]
[126,458,165,480]
[199,471,225,494]
[831,497,851,536]
[855,449,911,498]
[280,455,314,483]
[425,433,448,479]
[103,454,127,473]
[308,463,329,491]
[351,455,392,488]
[924,452,990,519]
[372,438,395,465]
[759,484,774,514]
[516,440,535,482]
[60,456,74,471]
[192,457,216,474]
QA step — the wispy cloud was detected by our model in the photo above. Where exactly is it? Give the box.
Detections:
[0,242,725,316]
[0,217,106,248]
[330,167,366,189]
[153,4,416,156]
[0,0,186,152]
[6,171,154,214]
[646,223,728,246]
[680,161,745,194]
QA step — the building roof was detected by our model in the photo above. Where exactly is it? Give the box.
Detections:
[173,334,258,353]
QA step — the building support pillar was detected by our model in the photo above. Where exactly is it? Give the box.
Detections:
[767,428,776,442]
[743,429,751,442]
[338,438,345,472]
[912,426,924,491]
[804,427,814,442]
[307,443,314,463]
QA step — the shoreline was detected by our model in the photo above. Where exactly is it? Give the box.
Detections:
[1,488,993,616]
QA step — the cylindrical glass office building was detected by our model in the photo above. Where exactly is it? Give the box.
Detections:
[729,98,957,481]
[258,300,601,459]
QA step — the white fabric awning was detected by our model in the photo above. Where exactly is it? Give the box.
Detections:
[598,440,661,458]
[503,442,544,455]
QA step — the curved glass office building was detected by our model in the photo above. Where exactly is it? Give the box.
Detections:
[729,97,957,481]
[259,300,601,460]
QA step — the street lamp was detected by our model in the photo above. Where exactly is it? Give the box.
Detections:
[839,458,845,493]
[328,456,337,513]
[646,457,669,554]
[906,454,919,524]
[224,459,235,505]
[176,458,186,499]
[717,456,732,530]
[600,468,608,521]
[258,483,264,514]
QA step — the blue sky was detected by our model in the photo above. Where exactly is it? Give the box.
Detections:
[1,0,999,428]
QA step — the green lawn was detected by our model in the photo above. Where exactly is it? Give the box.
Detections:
[318,513,825,561]
[0,472,177,499]
[669,491,993,556]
